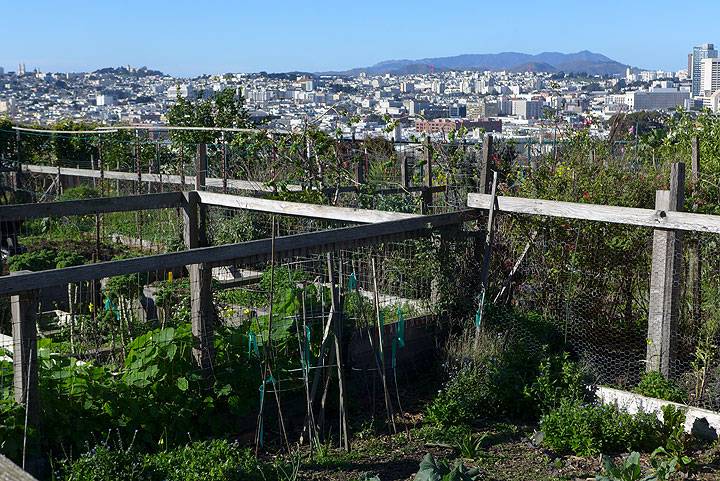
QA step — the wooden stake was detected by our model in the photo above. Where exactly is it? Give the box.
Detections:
[476,171,499,340]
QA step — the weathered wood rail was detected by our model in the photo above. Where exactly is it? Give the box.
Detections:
[21,164,448,196]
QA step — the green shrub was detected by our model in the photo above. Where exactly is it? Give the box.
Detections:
[540,400,662,456]
[7,248,86,272]
[634,371,687,403]
[0,397,29,464]
[7,248,57,271]
[525,351,591,415]
[35,323,259,456]
[425,342,541,427]
[62,440,264,481]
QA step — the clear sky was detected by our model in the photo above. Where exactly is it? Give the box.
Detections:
[4,0,720,76]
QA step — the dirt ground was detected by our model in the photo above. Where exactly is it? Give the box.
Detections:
[293,418,720,481]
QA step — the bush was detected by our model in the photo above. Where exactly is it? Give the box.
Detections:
[540,400,662,456]
[524,351,592,415]
[425,341,541,427]
[62,440,264,481]
[634,371,687,403]
[426,324,587,428]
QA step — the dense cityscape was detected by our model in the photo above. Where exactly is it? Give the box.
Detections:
[6,1,720,480]
[1,43,719,145]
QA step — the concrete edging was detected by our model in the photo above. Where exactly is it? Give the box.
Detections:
[596,386,720,440]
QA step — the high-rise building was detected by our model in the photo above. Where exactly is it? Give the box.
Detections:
[400,81,415,93]
[511,99,543,119]
[701,57,720,96]
[0,98,16,115]
[0,67,4,75]
[17,63,25,76]
[690,44,718,96]
[466,100,499,118]
[96,94,116,106]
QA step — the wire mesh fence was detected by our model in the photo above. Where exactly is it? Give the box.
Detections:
[484,212,720,412]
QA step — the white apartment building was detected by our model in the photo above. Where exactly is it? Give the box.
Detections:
[167,84,194,100]
[96,94,116,106]
[701,58,720,96]
[624,86,690,111]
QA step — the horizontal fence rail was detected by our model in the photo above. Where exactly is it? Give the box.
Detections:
[0,192,185,221]
[468,193,720,234]
[22,164,448,195]
[197,191,420,223]
[0,210,478,295]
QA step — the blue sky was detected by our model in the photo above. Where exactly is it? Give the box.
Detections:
[4,0,720,76]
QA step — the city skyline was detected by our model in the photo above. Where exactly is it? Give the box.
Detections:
[4,0,720,76]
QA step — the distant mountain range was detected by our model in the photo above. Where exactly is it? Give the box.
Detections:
[323,50,631,76]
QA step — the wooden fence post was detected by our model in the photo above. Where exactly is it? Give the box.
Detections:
[12,286,40,475]
[195,144,208,245]
[354,156,365,188]
[647,162,685,376]
[688,137,701,326]
[185,149,214,372]
[479,134,493,194]
[421,139,433,215]
[400,150,411,189]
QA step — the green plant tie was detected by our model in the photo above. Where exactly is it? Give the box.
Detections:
[396,306,405,348]
[303,325,312,374]
[348,271,357,290]
[103,297,120,321]
[392,307,406,369]
[474,308,482,329]
[247,331,259,357]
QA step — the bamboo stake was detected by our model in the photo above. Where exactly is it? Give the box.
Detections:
[371,257,396,433]
[327,253,349,450]
[297,284,317,450]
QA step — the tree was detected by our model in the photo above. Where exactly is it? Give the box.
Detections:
[166,88,251,146]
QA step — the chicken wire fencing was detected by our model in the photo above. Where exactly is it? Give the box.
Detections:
[484,212,720,412]
[0,219,483,455]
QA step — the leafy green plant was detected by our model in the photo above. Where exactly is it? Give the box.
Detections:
[425,339,540,427]
[651,405,692,474]
[596,452,649,481]
[634,372,687,403]
[62,440,265,481]
[525,351,591,414]
[413,453,481,481]
[455,432,488,460]
[541,400,662,456]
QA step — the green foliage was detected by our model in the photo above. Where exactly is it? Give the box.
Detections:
[166,88,251,146]
[0,397,28,464]
[455,432,488,460]
[634,371,687,403]
[651,405,692,474]
[32,323,259,457]
[540,400,662,456]
[0,117,16,160]
[425,341,541,427]
[62,440,264,481]
[525,351,591,414]
[596,452,649,481]
[59,185,100,200]
[7,247,86,271]
[413,453,481,481]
